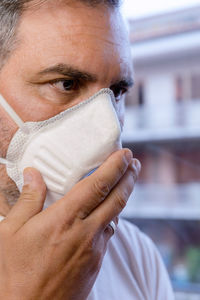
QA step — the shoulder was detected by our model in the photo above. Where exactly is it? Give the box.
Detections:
[111,219,162,273]
[113,218,159,259]
[107,218,175,299]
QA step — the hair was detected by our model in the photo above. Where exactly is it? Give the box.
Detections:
[0,0,121,68]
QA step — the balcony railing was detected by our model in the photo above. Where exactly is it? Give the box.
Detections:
[123,100,200,142]
[121,183,200,220]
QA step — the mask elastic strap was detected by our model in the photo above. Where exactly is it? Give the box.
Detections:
[0,215,5,222]
[0,95,23,165]
[0,156,13,166]
[0,94,24,128]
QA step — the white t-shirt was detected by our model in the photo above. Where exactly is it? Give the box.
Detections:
[88,219,175,300]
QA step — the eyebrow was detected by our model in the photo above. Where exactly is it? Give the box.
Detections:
[37,63,134,89]
[111,78,134,90]
[38,63,98,82]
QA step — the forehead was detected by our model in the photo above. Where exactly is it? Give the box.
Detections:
[16,1,132,80]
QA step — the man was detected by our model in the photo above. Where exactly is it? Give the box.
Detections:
[0,0,174,299]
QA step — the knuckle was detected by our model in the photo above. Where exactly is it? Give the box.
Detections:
[77,210,88,220]
[129,163,140,181]
[89,247,103,270]
[133,170,139,182]
[21,186,39,202]
[115,190,128,210]
[115,216,119,225]
[126,168,137,189]
[83,228,100,253]
[82,228,96,250]
[105,224,115,237]
[83,238,102,269]
[81,224,105,271]
[126,175,135,194]
[117,160,127,178]
[93,178,110,200]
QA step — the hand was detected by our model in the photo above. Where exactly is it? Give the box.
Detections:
[0,149,140,300]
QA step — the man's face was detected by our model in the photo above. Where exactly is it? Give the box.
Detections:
[0,0,133,201]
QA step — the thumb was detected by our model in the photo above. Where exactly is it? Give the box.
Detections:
[5,168,46,232]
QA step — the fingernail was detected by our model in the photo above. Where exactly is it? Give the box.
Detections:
[23,168,33,185]
[125,150,133,164]
[131,159,141,174]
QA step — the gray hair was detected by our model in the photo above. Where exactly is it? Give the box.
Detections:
[0,0,121,68]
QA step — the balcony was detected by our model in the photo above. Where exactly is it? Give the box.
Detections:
[121,183,200,220]
[122,101,200,144]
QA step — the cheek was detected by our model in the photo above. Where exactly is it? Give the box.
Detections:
[0,164,20,206]
[0,107,18,156]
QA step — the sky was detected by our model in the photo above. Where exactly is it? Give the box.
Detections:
[121,0,200,19]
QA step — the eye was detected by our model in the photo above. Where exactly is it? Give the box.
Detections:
[52,79,79,92]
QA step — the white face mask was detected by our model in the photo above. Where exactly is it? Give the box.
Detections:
[0,89,122,207]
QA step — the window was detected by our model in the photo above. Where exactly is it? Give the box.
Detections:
[191,74,200,100]
[138,81,145,106]
[125,80,145,107]
[175,76,184,102]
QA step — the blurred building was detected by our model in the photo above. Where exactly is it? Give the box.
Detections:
[122,5,200,298]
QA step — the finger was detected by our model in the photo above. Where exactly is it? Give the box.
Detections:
[103,217,118,241]
[5,168,46,232]
[57,149,133,219]
[88,158,141,231]
[0,193,11,217]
